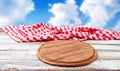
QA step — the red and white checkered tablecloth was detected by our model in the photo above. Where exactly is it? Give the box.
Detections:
[1,23,120,42]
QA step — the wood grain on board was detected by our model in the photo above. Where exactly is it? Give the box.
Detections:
[37,40,97,66]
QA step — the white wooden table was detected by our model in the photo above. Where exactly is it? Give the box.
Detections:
[0,32,120,71]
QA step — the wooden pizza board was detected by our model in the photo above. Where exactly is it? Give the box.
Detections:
[37,40,98,67]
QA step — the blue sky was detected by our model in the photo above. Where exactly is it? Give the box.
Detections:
[0,0,120,31]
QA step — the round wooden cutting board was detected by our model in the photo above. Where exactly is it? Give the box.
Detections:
[37,40,97,67]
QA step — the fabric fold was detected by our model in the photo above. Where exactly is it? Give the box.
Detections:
[1,23,120,42]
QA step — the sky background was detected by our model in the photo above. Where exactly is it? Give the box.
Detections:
[0,0,120,31]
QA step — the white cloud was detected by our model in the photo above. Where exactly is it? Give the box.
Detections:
[48,0,81,26]
[80,0,120,28]
[113,20,120,31]
[0,0,34,27]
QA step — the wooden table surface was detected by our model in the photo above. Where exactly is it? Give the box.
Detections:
[0,32,120,71]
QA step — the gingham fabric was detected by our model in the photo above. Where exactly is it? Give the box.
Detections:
[1,23,120,42]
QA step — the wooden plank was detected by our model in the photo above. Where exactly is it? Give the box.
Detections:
[0,43,120,51]
[0,50,120,60]
[0,51,37,60]
[91,45,120,51]
[0,34,17,43]
[0,60,119,70]
[0,42,44,51]
[98,51,120,60]
[85,40,120,45]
